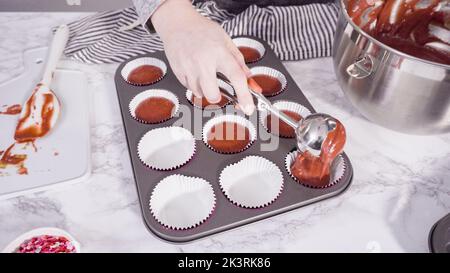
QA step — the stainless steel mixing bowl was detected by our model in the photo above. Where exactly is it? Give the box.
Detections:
[333,0,450,134]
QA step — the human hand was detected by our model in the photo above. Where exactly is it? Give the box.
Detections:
[151,0,255,114]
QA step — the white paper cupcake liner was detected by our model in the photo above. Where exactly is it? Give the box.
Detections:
[137,127,196,171]
[2,227,81,253]
[202,114,257,154]
[249,66,287,97]
[121,57,167,86]
[284,150,346,189]
[219,156,284,208]
[259,100,312,138]
[149,174,216,230]
[185,79,234,110]
[232,37,266,63]
[129,89,179,124]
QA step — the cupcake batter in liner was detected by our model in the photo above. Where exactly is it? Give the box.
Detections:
[232,37,266,63]
[137,127,196,171]
[202,114,257,154]
[185,79,234,110]
[129,89,179,124]
[284,150,346,189]
[259,100,311,138]
[219,156,284,208]
[149,174,216,230]
[121,57,167,86]
[249,66,287,97]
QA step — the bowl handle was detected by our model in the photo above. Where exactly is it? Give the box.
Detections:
[346,55,373,79]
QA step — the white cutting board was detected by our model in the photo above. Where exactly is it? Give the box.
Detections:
[0,47,91,199]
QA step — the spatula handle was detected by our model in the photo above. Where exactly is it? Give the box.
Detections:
[42,25,69,86]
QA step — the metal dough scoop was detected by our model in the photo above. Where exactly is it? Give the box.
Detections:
[220,87,339,157]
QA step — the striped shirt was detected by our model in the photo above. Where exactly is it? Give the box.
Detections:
[64,0,338,63]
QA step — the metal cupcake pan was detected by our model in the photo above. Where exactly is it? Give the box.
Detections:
[429,213,450,253]
[114,36,354,243]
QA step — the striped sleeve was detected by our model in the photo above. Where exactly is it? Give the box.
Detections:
[132,0,165,32]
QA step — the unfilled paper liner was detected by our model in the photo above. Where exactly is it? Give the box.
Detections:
[129,89,179,124]
[202,114,257,154]
[284,150,346,189]
[149,174,216,230]
[137,127,196,171]
[259,100,312,138]
[121,57,167,86]
[249,66,287,97]
[232,37,266,63]
[185,79,234,110]
[219,156,284,208]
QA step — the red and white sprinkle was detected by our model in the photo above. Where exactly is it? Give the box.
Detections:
[15,235,76,253]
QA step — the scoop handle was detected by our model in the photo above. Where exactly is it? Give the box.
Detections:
[263,103,299,129]
[42,25,70,86]
[220,78,299,129]
[249,89,299,129]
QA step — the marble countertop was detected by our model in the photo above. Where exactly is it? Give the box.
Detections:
[0,12,449,253]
